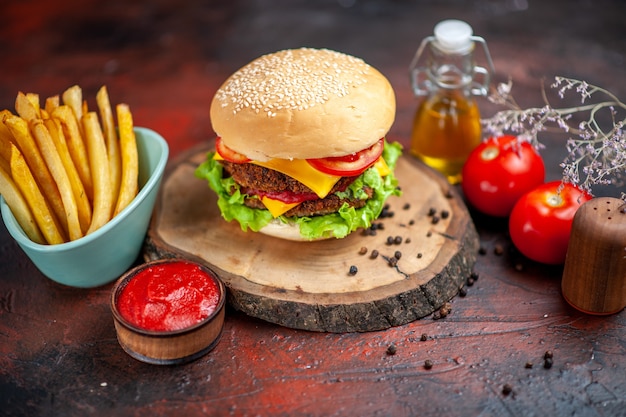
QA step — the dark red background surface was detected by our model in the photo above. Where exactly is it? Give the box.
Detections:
[1,1,625,416]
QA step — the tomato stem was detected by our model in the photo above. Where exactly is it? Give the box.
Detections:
[546,194,563,207]
[480,146,499,161]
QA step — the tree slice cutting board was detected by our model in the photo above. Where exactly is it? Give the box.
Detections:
[144,143,479,333]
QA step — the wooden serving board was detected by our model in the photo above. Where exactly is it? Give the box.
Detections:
[144,143,479,332]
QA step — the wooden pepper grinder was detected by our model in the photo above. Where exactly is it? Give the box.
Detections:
[561,197,626,314]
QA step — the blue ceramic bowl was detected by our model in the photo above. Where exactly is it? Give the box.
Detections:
[1,127,169,288]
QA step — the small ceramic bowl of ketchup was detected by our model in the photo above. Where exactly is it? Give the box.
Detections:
[110,259,226,365]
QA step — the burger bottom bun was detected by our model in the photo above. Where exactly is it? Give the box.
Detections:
[259,219,333,242]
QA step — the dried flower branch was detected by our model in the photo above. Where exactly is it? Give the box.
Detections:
[482,76,626,200]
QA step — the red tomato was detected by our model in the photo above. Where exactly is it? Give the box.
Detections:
[462,135,545,217]
[509,181,592,265]
[215,136,251,163]
[307,138,384,177]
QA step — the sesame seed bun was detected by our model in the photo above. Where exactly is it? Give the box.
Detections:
[258,219,329,241]
[210,48,396,162]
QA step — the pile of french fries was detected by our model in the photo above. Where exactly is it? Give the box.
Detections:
[0,85,138,244]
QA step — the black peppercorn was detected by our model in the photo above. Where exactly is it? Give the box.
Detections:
[544,357,553,369]
[424,359,433,370]
[370,250,379,259]
[386,344,397,355]
[380,204,395,218]
[439,302,451,318]
[502,384,513,396]
[348,265,358,276]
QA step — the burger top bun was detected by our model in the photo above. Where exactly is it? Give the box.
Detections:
[210,48,396,162]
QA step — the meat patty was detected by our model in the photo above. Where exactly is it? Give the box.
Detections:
[221,161,357,194]
[220,161,373,217]
[243,187,373,217]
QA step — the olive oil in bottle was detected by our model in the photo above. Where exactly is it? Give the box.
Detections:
[410,90,481,184]
[409,20,493,184]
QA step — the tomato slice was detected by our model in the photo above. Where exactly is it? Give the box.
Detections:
[307,138,384,177]
[215,136,251,163]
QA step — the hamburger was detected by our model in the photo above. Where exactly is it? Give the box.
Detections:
[195,48,402,241]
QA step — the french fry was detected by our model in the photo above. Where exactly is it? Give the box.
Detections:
[62,85,83,130]
[44,118,91,234]
[0,148,9,176]
[10,143,65,244]
[3,114,68,235]
[0,112,13,174]
[30,120,83,241]
[45,95,60,116]
[82,112,114,234]
[114,103,138,216]
[52,105,93,201]
[62,85,82,116]
[0,163,45,244]
[15,92,40,122]
[0,109,14,132]
[26,93,41,116]
[96,86,122,200]
[1,85,140,245]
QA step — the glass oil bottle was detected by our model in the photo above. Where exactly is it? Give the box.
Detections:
[409,20,494,184]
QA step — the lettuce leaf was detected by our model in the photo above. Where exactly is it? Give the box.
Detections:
[195,141,403,240]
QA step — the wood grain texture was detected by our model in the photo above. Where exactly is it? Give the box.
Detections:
[145,144,479,332]
[561,197,626,314]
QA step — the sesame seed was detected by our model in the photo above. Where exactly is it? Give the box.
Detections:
[214,48,371,118]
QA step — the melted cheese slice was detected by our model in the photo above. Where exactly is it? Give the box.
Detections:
[214,153,390,218]
[213,153,340,198]
[261,197,300,218]
[252,159,341,199]
[373,157,390,177]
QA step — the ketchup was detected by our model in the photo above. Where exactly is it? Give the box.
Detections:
[117,261,221,332]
